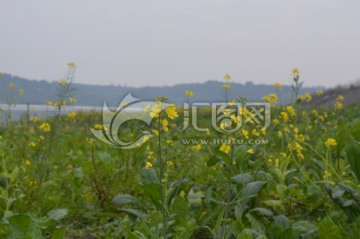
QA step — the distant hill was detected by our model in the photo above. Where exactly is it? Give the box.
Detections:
[0,74,321,107]
[307,84,360,108]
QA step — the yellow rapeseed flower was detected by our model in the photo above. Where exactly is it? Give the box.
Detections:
[273,118,280,125]
[185,90,194,98]
[275,159,280,168]
[161,119,169,131]
[286,105,296,117]
[252,129,260,137]
[25,160,31,166]
[29,142,36,147]
[316,89,324,96]
[18,89,25,95]
[152,129,159,136]
[191,144,202,151]
[150,103,162,118]
[274,82,282,89]
[68,62,76,68]
[280,152,287,157]
[222,83,231,89]
[31,116,41,123]
[292,68,300,76]
[219,143,231,154]
[145,162,153,169]
[280,112,289,122]
[143,104,151,111]
[67,111,77,119]
[246,148,254,154]
[165,104,178,119]
[323,170,331,179]
[262,93,278,104]
[39,122,51,132]
[68,97,77,103]
[242,129,249,139]
[9,83,15,89]
[334,102,343,110]
[325,138,337,147]
[94,124,104,130]
[224,74,231,81]
[337,95,344,101]
[304,93,312,102]
[59,78,67,85]
[233,115,242,124]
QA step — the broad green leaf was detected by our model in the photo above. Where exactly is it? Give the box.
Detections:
[274,215,291,229]
[347,142,360,181]
[140,168,159,185]
[232,173,252,184]
[9,167,19,182]
[317,217,344,239]
[248,208,273,216]
[121,208,146,219]
[241,181,267,203]
[332,186,345,199]
[237,230,253,239]
[207,155,221,167]
[47,209,68,221]
[343,199,354,207]
[51,227,67,239]
[7,214,42,239]
[112,194,138,205]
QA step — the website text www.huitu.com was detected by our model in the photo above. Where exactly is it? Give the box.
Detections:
[181,138,269,145]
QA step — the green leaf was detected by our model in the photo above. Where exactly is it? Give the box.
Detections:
[318,217,344,239]
[237,230,253,239]
[332,186,345,199]
[248,208,273,216]
[9,167,19,182]
[121,208,146,219]
[7,214,42,239]
[265,223,283,239]
[343,199,354,207]
[207,155,221,167]
[240,181,267,216]
[51,227,67,239]
[266,223,299,239]
[140,168,159,185]
[347,142,360,181]
[127,231,147,239]
[232,173,252,184]
[112,194,138,205]
[241,181,267,203]
[339,183,356,194]
[47,209,68,221]
[274,215,291,229]
[141,184,161,209]
[292,220,317,235]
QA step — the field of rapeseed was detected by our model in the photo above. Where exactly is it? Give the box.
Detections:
[1,66,360,239]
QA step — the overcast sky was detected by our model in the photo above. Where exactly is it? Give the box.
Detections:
[1,0,359,88]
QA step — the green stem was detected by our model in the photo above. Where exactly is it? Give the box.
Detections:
[158,114,167,238]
